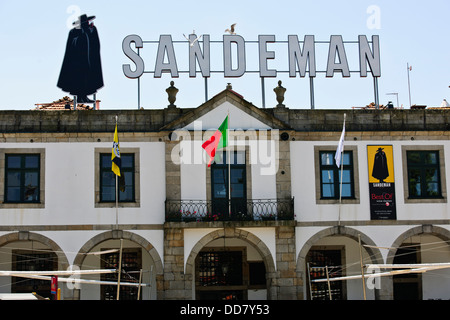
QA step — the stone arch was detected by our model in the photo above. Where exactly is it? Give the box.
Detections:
[73,230,163,275]
[184,228,277,299]
[296,226,384,300]
[386,225,450,264]
[72,230,164,300]
[0,231,70,270]
[383,225,450,300]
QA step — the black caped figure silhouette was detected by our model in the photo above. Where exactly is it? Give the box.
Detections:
[57,14,103,103]
[372,147,389,182]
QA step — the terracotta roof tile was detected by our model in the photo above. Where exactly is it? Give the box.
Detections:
[33,96,97,111]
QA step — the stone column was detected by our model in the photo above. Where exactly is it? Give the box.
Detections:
[165,140,181,201]
[163,226,191,299]
[276,133,292,201]
[275,224,298,299]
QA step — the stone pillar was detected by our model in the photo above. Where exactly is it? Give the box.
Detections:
[379,276,394,300]
[276,133,292,201]
[165,140,181,201]
[163,226,191,299]
[275,224,298,299]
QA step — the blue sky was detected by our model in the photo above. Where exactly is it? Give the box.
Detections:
[0,0,448,110]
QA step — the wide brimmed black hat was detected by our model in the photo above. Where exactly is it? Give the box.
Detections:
[73,14,96,25]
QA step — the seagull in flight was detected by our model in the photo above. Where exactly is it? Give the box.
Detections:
[183,30,202,47]
[224,23,236,35]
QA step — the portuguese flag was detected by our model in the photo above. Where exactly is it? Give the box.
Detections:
[202,116,228,167]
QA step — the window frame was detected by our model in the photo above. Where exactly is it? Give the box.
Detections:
[0,148,45,209]
[314,145,359,205]
[211,151,247,200]
[99,153,135,203]
[195,246,250,300]
[12,249,58,297]
[206,147,252,205]
[210,150,247,218]
[100,247,142,300]
[306,246,346,300]
[4,153,41,203]
[406,150,441,199]
[95,148,140,208]
[402,146,446,203]
[319,150,355,200]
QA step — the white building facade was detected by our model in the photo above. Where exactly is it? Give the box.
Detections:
[0,87,449,300]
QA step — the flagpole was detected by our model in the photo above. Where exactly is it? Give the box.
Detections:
[407,63,412,108]
[227,111,231,219]
[338,113,346,226]
[116,238,123,300]
[115,115,119,229]
[338,154,344,226]
[116,175,118,228]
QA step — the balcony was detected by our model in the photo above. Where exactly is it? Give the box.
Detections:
[165,198,294,222]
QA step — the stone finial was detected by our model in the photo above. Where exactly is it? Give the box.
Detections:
[274,80,286,108]
[226,83,232,90]
[166,81,179,108]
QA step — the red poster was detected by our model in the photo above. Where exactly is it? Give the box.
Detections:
[51,276,58,294]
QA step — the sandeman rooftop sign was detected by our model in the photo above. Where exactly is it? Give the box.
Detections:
[122,34,381,79]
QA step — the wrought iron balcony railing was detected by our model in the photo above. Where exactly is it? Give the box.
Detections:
[165,198,294,222]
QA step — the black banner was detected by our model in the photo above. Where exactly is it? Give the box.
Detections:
[367,145,396,220]
[369,182,396,220]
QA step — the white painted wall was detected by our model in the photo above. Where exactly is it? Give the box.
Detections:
[179,101,277,201]
[179,140,277,201]
[183,101,271,131]
[292,138,450,299]
[290,140,450,222]
[0,141,166,226]
[1,110,450,300]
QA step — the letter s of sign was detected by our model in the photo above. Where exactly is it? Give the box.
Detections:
[122,35,145,79]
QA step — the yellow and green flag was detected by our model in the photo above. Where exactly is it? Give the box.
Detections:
[111,123,121,176]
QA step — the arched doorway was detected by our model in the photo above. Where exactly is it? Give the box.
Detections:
[0,231,69,299]
[297,226,384,300]
[185,228,276,300]
[387,225,450,300]
[73,230,163,300]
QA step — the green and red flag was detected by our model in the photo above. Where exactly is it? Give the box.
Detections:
[202,116,228,167]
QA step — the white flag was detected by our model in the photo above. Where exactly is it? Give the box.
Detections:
[335,115,346,168]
